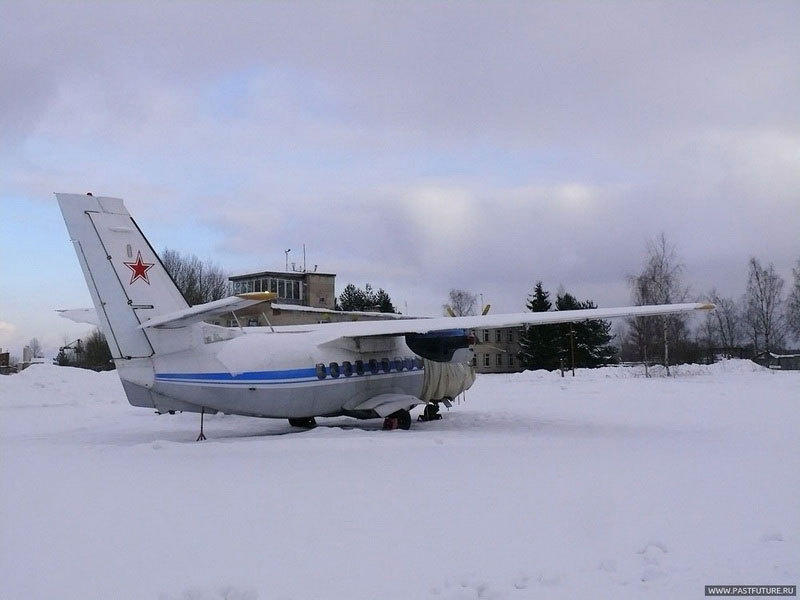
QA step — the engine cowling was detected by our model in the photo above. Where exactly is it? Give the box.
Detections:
[405,329,475,363]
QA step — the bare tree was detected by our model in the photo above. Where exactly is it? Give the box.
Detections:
[443,289,478,316]
[161,248,228,306]
[745,257,786,352]
[28,337,43,358]
[787,258,800,343]
[625,233,689,373]
[704,289,742,353]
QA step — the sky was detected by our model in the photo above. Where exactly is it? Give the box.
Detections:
[1,1,799,357]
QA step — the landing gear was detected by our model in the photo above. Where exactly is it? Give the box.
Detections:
[418,402,442,422]
[196,407,207,441]
[288,417,317,428]
[383,409,412,430]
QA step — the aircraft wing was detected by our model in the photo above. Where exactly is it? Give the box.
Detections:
[313,302,714,347]
[139,292,277,329]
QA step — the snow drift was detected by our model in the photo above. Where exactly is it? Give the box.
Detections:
[1,361,797,599]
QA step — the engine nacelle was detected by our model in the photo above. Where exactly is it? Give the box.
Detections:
[405,329,475,363]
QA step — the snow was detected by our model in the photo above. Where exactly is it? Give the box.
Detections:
[1,361,798,599]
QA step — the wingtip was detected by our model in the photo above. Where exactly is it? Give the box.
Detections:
[697,302,716,310]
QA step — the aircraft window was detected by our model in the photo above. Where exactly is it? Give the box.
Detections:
[316,363,327,379]
[355,360,365,375]
[404,357,413,370]
[342,361,353,377]
[329,362,340,378]
[380,358,391,373]
[414,357,424,370]
[368,359,379,374]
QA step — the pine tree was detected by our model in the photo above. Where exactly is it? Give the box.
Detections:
[338,283,367,311]
[338,283,397,313]
[374,288,397,313]
[555,292,617,368]
[518,282,560,370]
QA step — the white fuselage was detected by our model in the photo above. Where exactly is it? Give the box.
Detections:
[119,328,429,418]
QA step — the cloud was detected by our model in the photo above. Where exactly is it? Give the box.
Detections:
[1,1,798,321]
[0,320,17,344]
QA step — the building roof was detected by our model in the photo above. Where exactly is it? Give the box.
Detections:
[229,269,336,280]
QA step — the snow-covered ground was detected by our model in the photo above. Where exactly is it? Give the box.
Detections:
[1,361,797,599]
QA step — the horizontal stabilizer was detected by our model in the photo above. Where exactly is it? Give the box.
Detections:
[56,308,100,327]
[140,292,277,329]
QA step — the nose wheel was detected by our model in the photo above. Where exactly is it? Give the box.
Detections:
[383,409,412,430]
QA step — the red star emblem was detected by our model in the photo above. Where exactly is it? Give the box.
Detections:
[123,250,154,285]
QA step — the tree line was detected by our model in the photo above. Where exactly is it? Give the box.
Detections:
[55,330,114,371]
[336,283,396,313]
[621,233,799,365]
[443,287,617,370]
[448,234,800,371]
[57,241,799,373]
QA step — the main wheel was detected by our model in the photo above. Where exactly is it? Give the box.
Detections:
[383,409,412,430]
[421,403,442,421]
[288,417,317,428]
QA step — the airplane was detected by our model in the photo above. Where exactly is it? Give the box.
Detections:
[55,193,715,439]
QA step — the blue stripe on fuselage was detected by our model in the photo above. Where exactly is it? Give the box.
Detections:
[155,362,424,384]
[156,368,316,381]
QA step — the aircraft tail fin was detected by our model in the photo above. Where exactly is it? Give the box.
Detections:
[56,193,189,359]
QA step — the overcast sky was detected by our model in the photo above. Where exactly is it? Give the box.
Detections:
[1,1,798,355]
